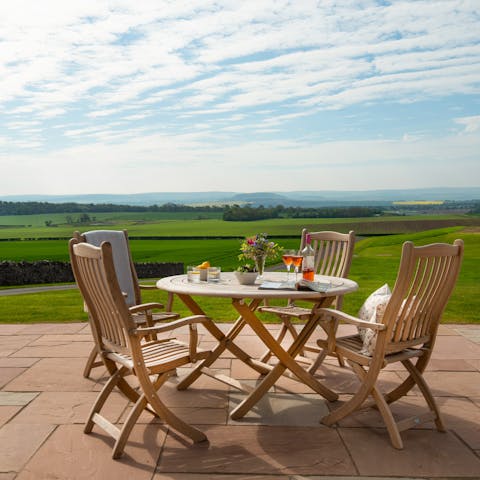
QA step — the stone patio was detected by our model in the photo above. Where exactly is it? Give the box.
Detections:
[0,321,479,479]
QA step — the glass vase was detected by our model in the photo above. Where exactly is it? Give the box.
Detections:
[254,255,266,279]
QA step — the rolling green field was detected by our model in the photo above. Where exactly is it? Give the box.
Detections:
[1,212,479,240]
[1,225,478,324]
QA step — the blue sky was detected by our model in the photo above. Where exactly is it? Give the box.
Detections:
[1,0,479,195]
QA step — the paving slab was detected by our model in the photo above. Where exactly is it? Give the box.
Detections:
[11,340,92,358]
[157,425,357,476]
[228,390,329,426]
[339,427,480,477]
[15,424,162,480]
[397,370,480,397]
[0,357,40,368]
[0,367,27,388]
[0,423,56,474]
[0,405,23,428]
[0,335,39,358]
[14,323,87,335]
[8,391,128,425]
[431,335,480,360]
[5,357,97,392]
[153,475,290,479]
[0,392,39,406]
[0,325,28,335]
[0,322,479,479]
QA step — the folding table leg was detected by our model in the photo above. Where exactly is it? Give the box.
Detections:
[230,299,338,420]
[176,294,268,390]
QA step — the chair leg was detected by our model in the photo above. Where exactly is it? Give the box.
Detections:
[370,382,403,449]
[322,384,371,426]
[112,394,148,459]
[321,360,380,427]
[166,292,174,311]
[402,359,445,432]
[137,369,207,444]
[85,365,127,434]
[383,354,430,404]
[112,373,169,458]
[351,363,403,449]
[307,349,328,374]
[308,350,346,375]
[311,316,345,373]
[322,361,404,449]
[83,345,103,378]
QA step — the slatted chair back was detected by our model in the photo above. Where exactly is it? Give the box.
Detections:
[73,229,179,378]
[74,230,140,307]
[69,237,209,457]
[258,229,355,369]
[380,239,464,355]
[300,229,355,279]
[319,239,464,449]
[69,239,135,355]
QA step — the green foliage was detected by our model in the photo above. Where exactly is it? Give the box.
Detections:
[0,201,224,216]
[223,204,383,221]
[238,233,282,263]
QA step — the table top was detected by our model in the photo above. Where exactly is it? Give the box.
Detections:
[156,271,358,300]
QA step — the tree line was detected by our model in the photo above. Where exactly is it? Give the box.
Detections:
[222,204,383,221]
[0,201,223,215]
[2,200,478,221]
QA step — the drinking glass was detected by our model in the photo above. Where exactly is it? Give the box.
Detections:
[187,266,200,283]
[291,253,303,282]
[207,266,221,282]
[282,249,295,281]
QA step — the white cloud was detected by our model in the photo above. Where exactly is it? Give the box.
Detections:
[455,115,480,133]
[1,128,479,194]
[0,1,479,194]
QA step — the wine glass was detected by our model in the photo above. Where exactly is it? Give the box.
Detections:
[291,253,303,282]
[282,249,295,281]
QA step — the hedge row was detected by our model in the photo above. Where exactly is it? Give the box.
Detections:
[0,261,184,286]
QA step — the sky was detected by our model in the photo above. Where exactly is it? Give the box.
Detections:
[1,0,479,196]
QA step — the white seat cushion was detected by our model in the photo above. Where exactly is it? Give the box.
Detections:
[357,283,391,355]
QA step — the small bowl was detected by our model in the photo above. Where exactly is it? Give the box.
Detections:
[234,271,258,285]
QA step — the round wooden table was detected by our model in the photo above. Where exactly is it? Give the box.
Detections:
[157,271,358,419]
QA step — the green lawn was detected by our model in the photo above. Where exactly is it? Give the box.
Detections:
[0,238,299,269]
[1,212,478,239]
[1,226,477,324]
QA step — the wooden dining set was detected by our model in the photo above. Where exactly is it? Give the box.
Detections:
[68,228,464,458]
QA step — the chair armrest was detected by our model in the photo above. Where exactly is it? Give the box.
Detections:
[132,315,211,336]
[315,308,387,331]
[133,315,213,363]
[139,284,157,290]
[129,302,165,314]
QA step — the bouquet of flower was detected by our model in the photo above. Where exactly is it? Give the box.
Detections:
[238,233,281,274]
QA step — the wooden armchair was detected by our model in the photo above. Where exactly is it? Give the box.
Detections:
[69,238,212,458]
[259,229,355,371]
[74,230,179,378]
[317,239,464,449]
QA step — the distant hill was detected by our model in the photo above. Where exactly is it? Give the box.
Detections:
[1,187,479,207]
[0,191,234,206]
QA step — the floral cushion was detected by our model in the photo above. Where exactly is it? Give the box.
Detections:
[357,284,391,356]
